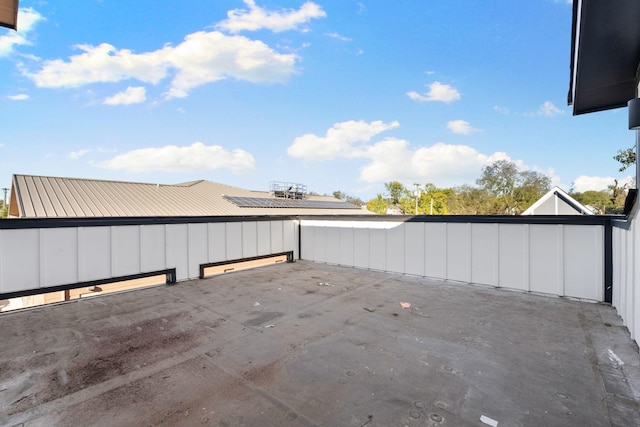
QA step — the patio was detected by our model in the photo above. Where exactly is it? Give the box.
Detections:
[1,261,639,426]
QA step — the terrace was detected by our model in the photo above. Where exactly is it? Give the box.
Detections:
[0,214,639,426]
[3,0,640,425]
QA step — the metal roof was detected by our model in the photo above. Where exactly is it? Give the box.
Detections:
[9,175,373,218]
[569,0,640,115]
[223,196,360,210]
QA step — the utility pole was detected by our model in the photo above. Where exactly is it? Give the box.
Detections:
[413,183,421,215]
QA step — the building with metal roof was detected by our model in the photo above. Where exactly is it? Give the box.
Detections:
[8,175,371,218]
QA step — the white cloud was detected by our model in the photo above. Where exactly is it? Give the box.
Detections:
[68,149,90,159]
[29,43,167,88]
[6,93,29,101]
[447,119,479,135]
[496,101,565,117]
[493,105,510,115]
[216,0,326,33]
[28,31,297,99]
[288,120,529,188]
[164,31,296,98]
[101,142,256,174]
[538,101,564,117]
[0,8,43,57]
[287,120,400,160]
[360,141,510,186]
[325,32,352,42]
[572,175,634,192]
[68,147,117,160]
[104,86,147,105]
[407,81,461,103]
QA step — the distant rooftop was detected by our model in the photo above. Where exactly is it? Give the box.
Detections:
[522,186,594,215]
[9,175,371,218]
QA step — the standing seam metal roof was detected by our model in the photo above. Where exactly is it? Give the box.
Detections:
[9,175,373,218]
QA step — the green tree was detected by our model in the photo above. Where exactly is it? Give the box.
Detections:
[607,179,629,214]
[614,146,636,172]
[333,190,365,207]
[477,160,551,214]
[447,185,494,215]
[333,190,346,200]
[477,160,518,197]
[384,181,406,205]
[514,170,551,211]
[571,190,612,214]
[419,183,452,214]
[476,160,519,213]
[366,194,389,214]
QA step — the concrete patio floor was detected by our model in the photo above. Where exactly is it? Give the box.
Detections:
[1,261,640,426]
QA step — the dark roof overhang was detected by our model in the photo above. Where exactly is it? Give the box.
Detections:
[569,0,640,115]
[0,0,19,30]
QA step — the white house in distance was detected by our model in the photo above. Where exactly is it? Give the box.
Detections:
[522,186,595,215]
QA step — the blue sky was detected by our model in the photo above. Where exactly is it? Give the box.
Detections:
[0,0,634,200]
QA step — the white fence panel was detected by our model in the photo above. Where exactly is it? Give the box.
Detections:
[404,223,424,276]
[386,225,404,273]
[78,227,111,282]
[424,222,447,279]
[242,222,258,258]
[0,229,39,293]
[300,225,315,261]
[313,226,328,263]
[141,225,166,272]
[326,227,340,265]
[353,228,370,269]
[270,221,284,253]
[369,228,386,271]
[41,228,78,287]
[498,224,528,291]
[208,223,226,262]
[563,225,603,300]
[446,223,472,283]
[529,224,562,295]
[188,223,208,278]
[612,214,639,347]
[471,223,498,286]
[339,227,355,266]
[226,222,243,260]
[634,223,640,343]
[283,220,297,258]
[112,226,141,277]
[166,224,189,281]
[257,221,271,256]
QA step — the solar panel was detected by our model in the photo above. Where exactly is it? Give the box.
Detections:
[223,196,360,209]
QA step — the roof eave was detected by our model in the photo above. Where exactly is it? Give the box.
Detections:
[0,0,19,30]
[569,0,640,115]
